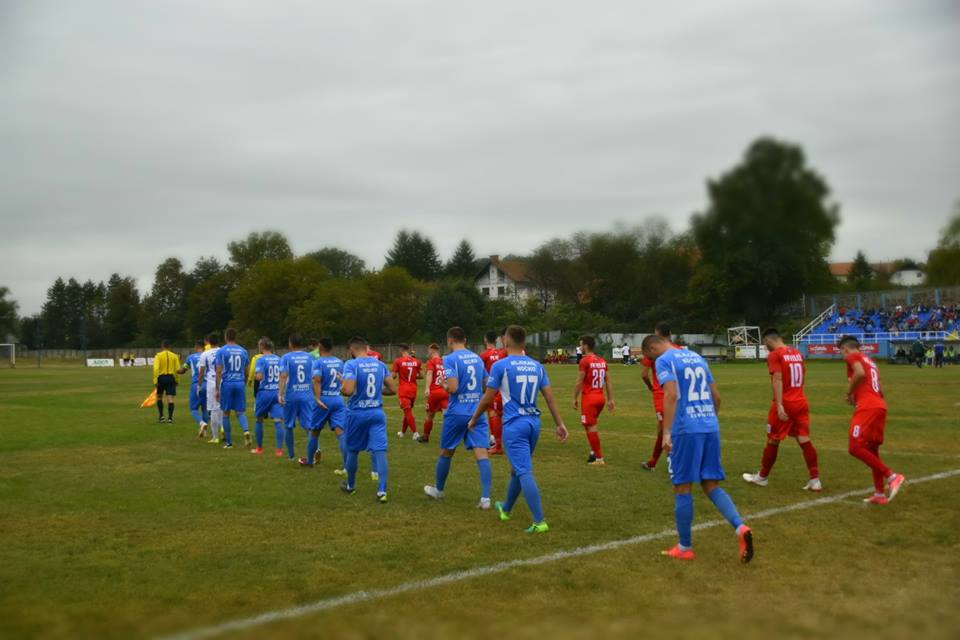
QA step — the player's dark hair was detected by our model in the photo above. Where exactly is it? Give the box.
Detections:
[319,338,333,351]
[348,335,368,349]
[207,332,220,346]
[484,331,498,345]
[655,322,671,337]
[261,337,274,351]
[580,335,596,351]
[762,328,781,340]
[288,333,305,349]
[161,339,171,348]
[641,334,666,350]
[224,327,237,341]
[308,338,319,348]
[447,326,467,343]
[838,335,860,349]
[194,339,205,348]
[398,343,410,351]
[428,342,440,351]
[504,325,526,345]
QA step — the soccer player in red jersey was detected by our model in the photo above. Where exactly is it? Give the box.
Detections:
[479,331,507,454]
[641,322,676,471]
[420,343,448,444]
[742,328,822,491]
[839,335,905,505]
[367,346,383,361]
[392,343,422,440]
[573,335,616,466]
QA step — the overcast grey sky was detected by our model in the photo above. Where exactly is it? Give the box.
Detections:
[2,0,958,314]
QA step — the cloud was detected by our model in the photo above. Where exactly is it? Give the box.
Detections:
[2,0,958,313]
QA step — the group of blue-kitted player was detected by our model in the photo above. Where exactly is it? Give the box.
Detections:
[176,324,754,561]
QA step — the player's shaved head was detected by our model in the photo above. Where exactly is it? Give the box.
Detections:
[224,327,238,342]
[762,328,783,349]
[398,343,410,353]
[348,335,368,357]
[161,339,171,349]
[447,327,467,344]
[288,333,305,349]
[260,337,274,352]
[838,335,861,352]
[207,332,220,346]
[641,334,669,358]
[318,338,333,352]
[484,331,498,346]
[655,322,671,338]
[580,335,596,352]
[503,325,526,347]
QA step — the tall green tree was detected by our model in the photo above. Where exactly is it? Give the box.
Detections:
[422,279,485,340]
[0,287,18,340]
[104,274,141,346]
[140,258,189,343]
[691,137,839,321]
[444,240,479,279]
[306,248,366,279]
[848,250,874,288]
[354,267,428,342]
[229,257,329,342]
[227,231,293,274]
[40,277,69,347]
[926,204,960,286]
[384,230,442,281]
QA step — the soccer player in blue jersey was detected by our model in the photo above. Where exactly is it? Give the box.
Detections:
[301,338,347,468]
[251,338,283,456]
[178,339,209,438]
[641,334,754,563]
[215,328,251,450]
[423,327,494,509]
[339,336,398,503]
[470,325,569,533]
[278,334,314,461]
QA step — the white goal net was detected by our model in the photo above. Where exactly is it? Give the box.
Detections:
[0,343,15,368]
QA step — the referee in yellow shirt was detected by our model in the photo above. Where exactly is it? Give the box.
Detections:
[153,340,181,424]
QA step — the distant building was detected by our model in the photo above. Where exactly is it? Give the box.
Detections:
[474,255,541,302]
[829,261,925,286]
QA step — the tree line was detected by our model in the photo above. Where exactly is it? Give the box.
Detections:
[3,137,958,350]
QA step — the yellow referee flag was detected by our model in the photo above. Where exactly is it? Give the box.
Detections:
[140,389,158,408]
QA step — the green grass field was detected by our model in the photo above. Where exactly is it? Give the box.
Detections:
[1,360,958,640]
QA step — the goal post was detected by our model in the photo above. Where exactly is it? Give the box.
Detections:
[0,343,15,368]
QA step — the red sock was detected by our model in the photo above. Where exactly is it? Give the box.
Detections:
[849,441,890,492]
[648,426,664,466]
[400,411,408,433]
[799,440,819,479]
[404,408,418,433]
[586,430,603,459]
[424,417,433,439]
[491,414,503,450]
[759,442,780,478]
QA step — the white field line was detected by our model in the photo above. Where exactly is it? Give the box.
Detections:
[158,468,960,640]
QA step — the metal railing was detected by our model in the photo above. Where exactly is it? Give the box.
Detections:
[800,330,950,344]
[793,304,836,344]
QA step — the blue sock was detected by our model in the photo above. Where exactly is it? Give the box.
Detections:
[222,415,232,445]
[436,455,453,491]
[307,432,319,465]
[708,487,745,530]
[518,473,544,523]
[346,450,359,488]
[238,414,249,433]
[675,493,694,549]
[373,450,389,494]
[477,458,492,499]
[275,422,284,449]
[338,433,347,468]
[369,451,377,474]
[285,428,295,459]
[203,410,210,424]
[190,408,203,425]
[504,474,522,512]
[255,420,264,448]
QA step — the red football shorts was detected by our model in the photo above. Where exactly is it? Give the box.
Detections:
[766,399,811,440]
[491,392,504,414]
[850,407,886,445]
[427,389,448,413]
[653,391,664,422]
[580,393,606,427]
